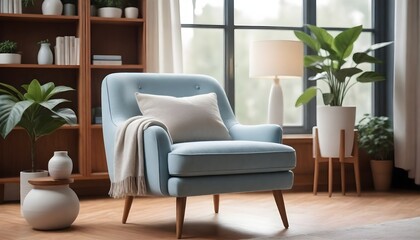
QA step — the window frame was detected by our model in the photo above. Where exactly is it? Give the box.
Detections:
[180,0,393,134]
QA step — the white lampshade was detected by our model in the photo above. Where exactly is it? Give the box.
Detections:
[249,40,303,78]
[249,40,303,126]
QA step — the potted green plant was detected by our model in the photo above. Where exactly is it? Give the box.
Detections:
[0,79,77,205]
[0,40,21,64]
[22,0,36,7]
[94,0,124,18]
[294,25,392,158]
[357,114,394,191]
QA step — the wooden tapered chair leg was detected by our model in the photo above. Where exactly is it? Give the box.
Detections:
[273,190,289,229]
[340,129,346,195]
[122,196,134,224]
[328,158,333,198]
[176,197,187,239]
[213,194,220,213]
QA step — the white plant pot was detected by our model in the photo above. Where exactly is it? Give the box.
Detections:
[20,170,49,210]
[42,0,63,15]
[0,53,21,64]
[98,7,122,18]
[124,7,139,18]
[22,184,79,230]
[316,106,356,158]
[48,151,73,180]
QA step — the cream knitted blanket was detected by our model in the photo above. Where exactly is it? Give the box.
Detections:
[109,116,169,198]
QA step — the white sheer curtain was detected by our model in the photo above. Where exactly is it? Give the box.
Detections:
[393,0,420,184]
[146,0,183,73]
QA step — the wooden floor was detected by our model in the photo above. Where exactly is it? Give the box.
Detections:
[1,190,420,239]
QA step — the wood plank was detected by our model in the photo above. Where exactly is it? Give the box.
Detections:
[1,191,420,239]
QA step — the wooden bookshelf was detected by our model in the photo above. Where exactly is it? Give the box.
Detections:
[0,1,146,190]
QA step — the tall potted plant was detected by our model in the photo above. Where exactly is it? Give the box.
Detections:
[357,114,394,191]
[0,79,77,205]
[0,40,21,64]
[294,25,392,157]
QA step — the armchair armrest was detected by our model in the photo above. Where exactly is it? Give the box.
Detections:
[229,123,283,143]
[143,125,173,196]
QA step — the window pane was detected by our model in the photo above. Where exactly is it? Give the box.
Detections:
[234,0,302,27]
[181,28,224,86]
[316,32,373,122]
[235,30,303,126]
[180,0,224,25]
[317,0,372,28]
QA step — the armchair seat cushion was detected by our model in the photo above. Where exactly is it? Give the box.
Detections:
[168,140,296,177]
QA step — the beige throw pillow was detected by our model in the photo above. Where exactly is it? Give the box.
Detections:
[135,92,231,143]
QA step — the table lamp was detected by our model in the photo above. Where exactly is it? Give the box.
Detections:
[249,40,303,126]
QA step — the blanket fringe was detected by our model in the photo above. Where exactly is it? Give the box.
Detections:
[109,176,147,198]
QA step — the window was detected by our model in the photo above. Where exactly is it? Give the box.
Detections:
[180,0,390,133]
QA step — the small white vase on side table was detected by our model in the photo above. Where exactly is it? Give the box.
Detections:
[48,151,73,179]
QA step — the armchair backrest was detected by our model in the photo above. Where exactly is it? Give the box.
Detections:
[101,73,238,181]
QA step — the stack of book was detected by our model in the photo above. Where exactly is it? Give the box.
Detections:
[0,0,22,14]
[55,36,80,65]
[92,55,122,65]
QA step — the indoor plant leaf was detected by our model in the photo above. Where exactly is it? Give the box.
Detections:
[294,30,320,52]
[295,86,317,107]
[364,41,393,53]
[0,100,34,138]
[333,25,362,59]
[307,24,334,53]
[357,71,385,83]
[334,67,363,83]
[353,52,382,64]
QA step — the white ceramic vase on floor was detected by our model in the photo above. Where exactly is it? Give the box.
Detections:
[48,151,73,180]
[22,183,79,230]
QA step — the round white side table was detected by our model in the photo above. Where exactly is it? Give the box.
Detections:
[22,177,80,230]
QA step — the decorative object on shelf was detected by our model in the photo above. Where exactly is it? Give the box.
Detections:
[123,0,138,18]
[42,0,63,15]
[249,40,303,126]
[22,177,79,230]
[92,54,122,65]
[0,40,21,64]
[0,79,77,206]
[22,0,35,7]
[48,151,73,180]
[294,25,392,157]
[94,0,123,18]
[357,114,394,191]
[91,107,102,124]
[37,39,53,65]
[62,0,76,16]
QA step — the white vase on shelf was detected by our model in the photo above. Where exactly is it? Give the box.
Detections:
[37,43,53,65]
[42,0,63,15]
[48,151,73,180]
[124,7,138,18]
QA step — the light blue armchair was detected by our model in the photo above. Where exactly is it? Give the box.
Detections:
[101,73,296,238]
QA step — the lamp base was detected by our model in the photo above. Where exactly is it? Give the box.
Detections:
[268,78,283,126]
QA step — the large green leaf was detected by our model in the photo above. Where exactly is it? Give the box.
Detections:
[357,71,386,83]
[0,99,34,138]
[308,72,328,81]
[0,82,24,100]
[333,25,362,59]
[364,41,393,53]
[307,24,334,53]
[304,55,326,67]
[24,79,43,102]
[40,82,55,100]
[295,86,317,107]
[353,52,382,64]
[39,99,69,110]
[46,85,74,99]
[334,67,363,83]
[294,30,320,52]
